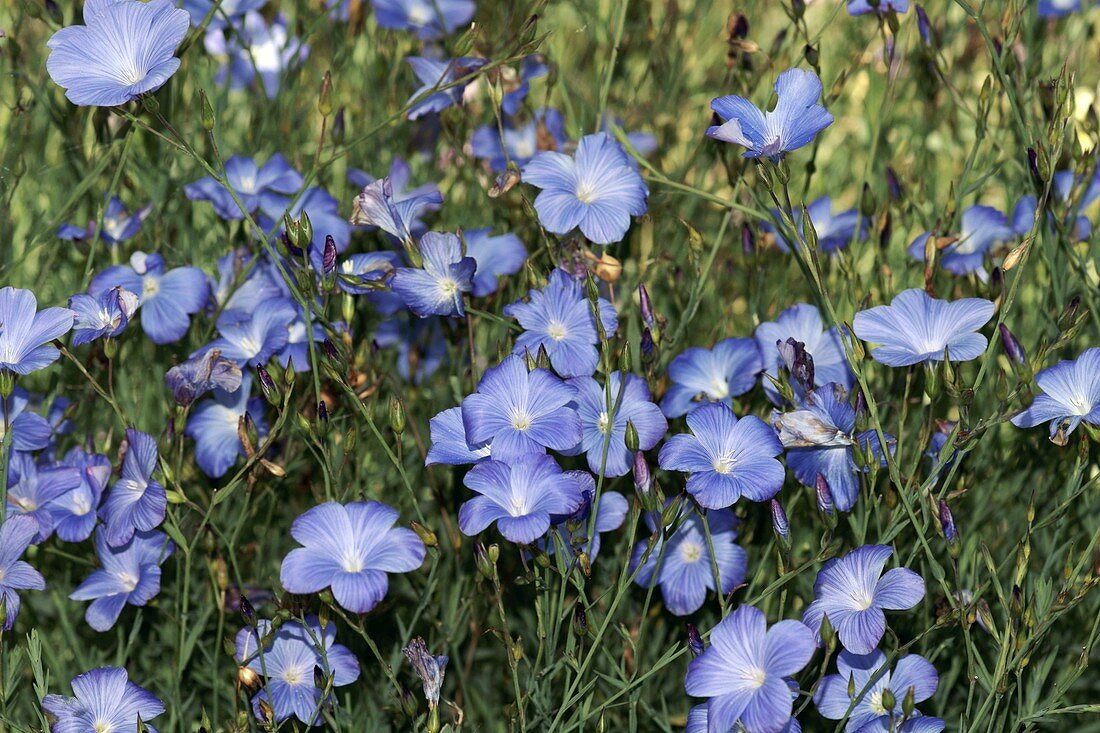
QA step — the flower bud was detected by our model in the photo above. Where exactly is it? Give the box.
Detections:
[686,623,705,657]
[815,474,837,527]
[860,182,877,217]
[998,324,1026,366]
[474,542,496,580]
[638,283,655,329]
[633,450,651,494]
[881,688,896,712]
[741,222,756,254]
[625,421,639,452]
[317,399,328,423]
[199,89,215,132]
[390,396,406,436]
[238,665,261,690]
[769,499,790,545]
[885,166,903,201]
[1057,295,1081,332]
[572,604,588,637]
[902,685,916,717]
[322,235,337,274]
[411,521,438,547]
[318,70,333,117]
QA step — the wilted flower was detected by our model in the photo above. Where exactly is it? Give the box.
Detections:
[403,637,449,709]
[68,287,139,346]
[755,303,854,403]
[165,349,243,407]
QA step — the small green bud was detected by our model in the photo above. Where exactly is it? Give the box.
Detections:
[200,89,215,131]
[389,396,406,436]
[624,421,639,452]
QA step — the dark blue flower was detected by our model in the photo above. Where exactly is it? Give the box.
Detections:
[406,56,487,119]
[685,605,814,733]
[460,354,582,461]
[198,298,297,366]
[659,402,784,509]
[503,269,618,378]
[458,453,585,544]
[70,529,174,632]
[1,388,54,453]
[0,515,46,630]
[708,69,833,160]
[660,338,762,418]
[46,0,189,107]
[471,108,568,172]
[0,287,75,375]
[522,132,648,244]
[630,504,747,615]
[1038,0,1080,18]
[764,197,863,253]
[42,667,164,733]
[853,289,994,367]
[802,544,925,654]
[89,252,210,345]
[51,448,111,543]
[185,154,303,222]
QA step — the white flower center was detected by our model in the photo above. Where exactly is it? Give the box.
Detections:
[547,321,568,341]
[706,377,730,400]
[711,453,735,474]
[742,666,768,690]
[237,334,262,358]
[341,551,363,573]
[281,663,308,686]
[596,411,612,434]
[72,495,92,516]
[851,590,875,611]
[237,174,258,194]
[93,720,115,733]
[438,278,459,297]
[511,410,532,431]
[868,690,888,715]
[117,572,139,592]
[251,38,284,73]
[407,2,433,24]
[1068,393,1094,415]
[142,275,160,299]
[513,133,536,159]
[575,181,598,204]
[678,541,703,564]
[508,494,530,517]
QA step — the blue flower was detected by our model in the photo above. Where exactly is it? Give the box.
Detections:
[198,298,298,366]
[0,287,75,375]
[68,287,139,346]
[425,406,492,466]
[372,0,475,38]
[542,481,628,564]
[337,251,400,297]
[99,429,165,547]
[348,157,443,237]
[70,529,174,632]
[235,617,360,725]
[1011,347,1100,443]
[390,232,477,317]
[471,108,568,172]
[46,0,189,107]
[816,649,942,733]
[280,501,426,613]
[1038,0,1080,18]
[374,314,447,382]
[58,197,151,245]
[660,338,762,418]
[756,303,854,403]
[458,454,584,544]
[659,402,784,509]
[687,702,801,733]
[503,269,618,378]
[51,448,111,543]
[773,384,892,512]
[0,516,46,630]
[406,56,487,119]
[802,544,925,654]
[565,372,667,477]
[164,349,243,407]
[460,355,582,461]
[212,250,288,310]
[764,197,863,253]
[1,388,54,453]
[185,154,303,222]
[907,205,1014,278]
[522,132,648,244]
[707,69,833,160]
[7,452,82,544]
[278,306,323,373]
[502,54,550,115]
[852,289,995,367]
[181,0,267,27]
[42,667,164,733]
[204,12,308,98]
[848,0,910,14]
[185,377,268,478]
[630,504,747,615]
[464,227,527,297]
[89,252,210,345]
[685,605,815,733]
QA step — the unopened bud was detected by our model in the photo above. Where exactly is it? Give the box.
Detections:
[317,399,328,422]
[199,89,215,131]
[572,604,588,637]
[390,396,406,436]
[625,421,639,452]
[815,473,836,524]
[769,499,790,545]
[881,688,896,712]
[411,521,438,547]
[686,623,705,657]
[318,70,333,117]
[323,235,337,274]
[1057,295,1081,332]
[638,283,655,328]
[998,324,1026,366]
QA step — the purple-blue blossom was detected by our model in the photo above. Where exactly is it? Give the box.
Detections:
[405,56,487,119]
[565,371,667,477]
[659,402,784,509]
[707,69,833,160]
[372,0,475,38]
[184,377,268,478]
[58,197,151,245]
[1,388,54,453]
[164,349,243,407]
[458,454,584,544]
[460,355,581,461]
[390,232,476,317]
[522,132,648,244]
[0,515,46,630]
[198,298,297,367]
[802,544,925,654]
[100,429,166,547]
[68,287,139,346]
[755,303,854,402]
[504,268,618,378]
[46,0,189,107]
[852,289,995,367]
[685,604,815,733]
[542,481,628,564]
[52,448,112,543]
[907,205,1014,279]
[470,108,567,171]
[204,12,308,99]
[7,451,82,544]
[848,0,910,14]
[42,667,164,733]
[0,287,75,376]
[815,650,943,733]
[660,337,762,418]
[70,529,174,632]
[280,501,426,613]
[184,154,303,222]
[425,406,492,466]
[630,504,747,616]
[764,197,863,254]
[464,227,527,297]
[1011,347,1100,443]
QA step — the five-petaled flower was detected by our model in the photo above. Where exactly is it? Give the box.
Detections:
[815,649,943,733]
[852,289,994,367]
[42,667,165,733]
[0,287,75,376]
[1011,347,1100,444]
